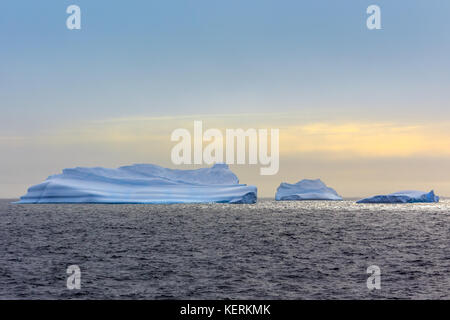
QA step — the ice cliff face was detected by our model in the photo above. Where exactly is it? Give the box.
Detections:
[357,190,439,204]
[275,179,343,201]
[16,163,257,204]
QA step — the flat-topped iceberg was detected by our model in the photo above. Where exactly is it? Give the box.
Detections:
[16,163,257,204]
[275,179,343,201]
[357,190,439,204]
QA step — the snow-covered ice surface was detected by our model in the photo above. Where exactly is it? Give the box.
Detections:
[275,179,343,201]
[357,190,439,204]
[16,163,257,204]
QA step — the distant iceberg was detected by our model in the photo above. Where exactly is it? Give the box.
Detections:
[275,179,343,201]
[357,190,439,204]
[16,163,257,204]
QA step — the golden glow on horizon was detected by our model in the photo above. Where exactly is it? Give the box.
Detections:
[281,122,450,157]
[33,115,450,159]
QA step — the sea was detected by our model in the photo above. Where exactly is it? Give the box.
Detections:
[1,199,449,299]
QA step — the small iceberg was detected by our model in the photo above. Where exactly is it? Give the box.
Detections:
[16,163,257,204]
[357,190,439,204]
[275,179,343,201]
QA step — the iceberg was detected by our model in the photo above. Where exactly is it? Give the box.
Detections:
[275,179,343,201]
[16,163,257,204]
[356,190,439,204]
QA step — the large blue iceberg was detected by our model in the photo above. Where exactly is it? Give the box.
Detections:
[16,163,257,204]
[357,190,439,204]
[275,179,343,201]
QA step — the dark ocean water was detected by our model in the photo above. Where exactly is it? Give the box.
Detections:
[1,199,449,300]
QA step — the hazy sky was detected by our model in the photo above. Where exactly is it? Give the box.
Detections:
[1,1,450,198]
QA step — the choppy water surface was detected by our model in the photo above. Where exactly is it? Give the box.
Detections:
[1,199,449,299]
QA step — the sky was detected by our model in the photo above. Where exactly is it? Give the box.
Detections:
[1,0,450,198]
